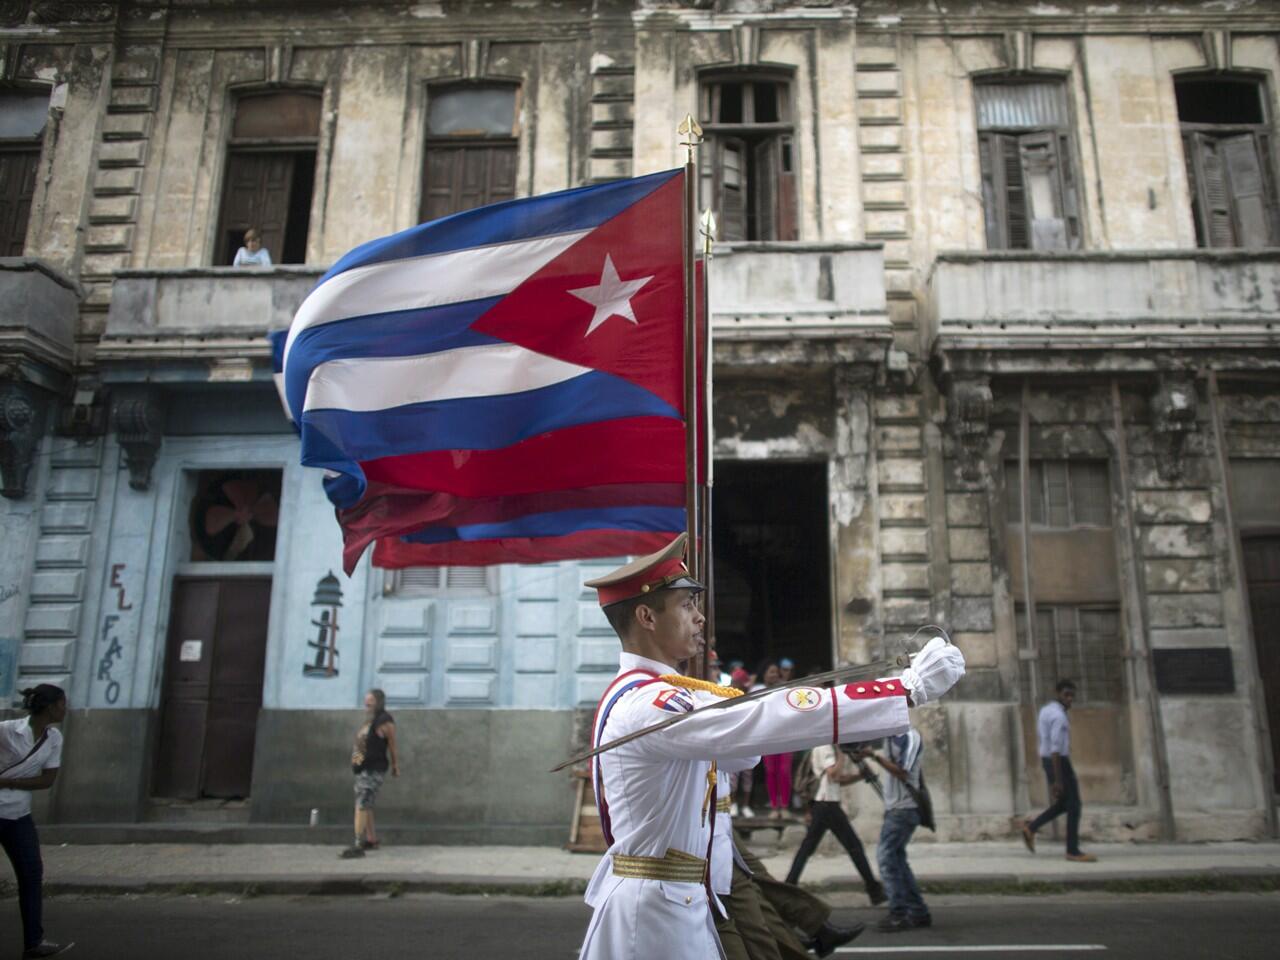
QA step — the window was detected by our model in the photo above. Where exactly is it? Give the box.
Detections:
[189,470,282,562]
[420,85,518,222]
[1017,604,1123,704]
[1005,460,1110,527]
[1176,76,1280,248]
[975,80,1081,250]
[215,91,320,265]
[0,89,50,257]
[700,74,797,242]
[388,565,493,596]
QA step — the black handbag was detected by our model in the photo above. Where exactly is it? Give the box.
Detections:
[904,771,936,832]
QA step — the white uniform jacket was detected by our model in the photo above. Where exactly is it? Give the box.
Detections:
[579,653,910,960]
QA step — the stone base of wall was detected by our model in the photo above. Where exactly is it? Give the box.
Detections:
[49,708,155,823]
[248,709,576,845]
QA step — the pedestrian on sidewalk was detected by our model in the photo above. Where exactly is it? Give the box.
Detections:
[864,727,931,932]
[342,688,398,859]
[785,744,886,906]
[0,684,74,958]
[755,660,793,820]
[1021,679,1096,862]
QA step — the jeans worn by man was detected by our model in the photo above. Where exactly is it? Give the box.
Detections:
[868,728,931,932]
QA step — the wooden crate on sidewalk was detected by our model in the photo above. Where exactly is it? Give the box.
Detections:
[566,768,607,853]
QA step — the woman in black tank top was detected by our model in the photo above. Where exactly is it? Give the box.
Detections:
[342,689,399,858]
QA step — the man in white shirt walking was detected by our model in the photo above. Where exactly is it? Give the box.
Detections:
[785,744,885,905]
[1021,679,1096,862]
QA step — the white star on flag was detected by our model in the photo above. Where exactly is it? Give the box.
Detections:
[569,254,654,336]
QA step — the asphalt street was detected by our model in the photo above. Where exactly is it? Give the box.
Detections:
[12,890,1279,960]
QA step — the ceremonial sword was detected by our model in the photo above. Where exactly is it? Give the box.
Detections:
[549,630,947,775]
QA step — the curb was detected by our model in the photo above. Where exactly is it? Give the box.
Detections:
[5,870,1278,900]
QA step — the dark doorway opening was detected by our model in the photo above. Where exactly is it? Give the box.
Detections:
[1243,534,1280,794]
[711,460,832,679]
[153,578,271,800]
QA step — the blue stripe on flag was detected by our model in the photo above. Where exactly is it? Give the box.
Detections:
[283,297,502,421]
[319,169,679,284]
[401,505,687,544]
[301,370,682,507]
[268,329,288,374]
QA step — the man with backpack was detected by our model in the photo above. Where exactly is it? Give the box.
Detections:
[785,743,886,905]
[862,726,932,932]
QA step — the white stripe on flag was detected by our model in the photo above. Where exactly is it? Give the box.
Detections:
[284,230,590,365]
[302,342,593,413]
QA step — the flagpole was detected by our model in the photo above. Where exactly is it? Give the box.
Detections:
[699,208,717,677]
[678,114,703,678]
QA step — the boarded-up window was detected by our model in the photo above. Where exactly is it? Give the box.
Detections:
[1017,604,1123,704]
[0,89,50,257]
[420,85,518,222]
[975,80,1081,250]
[215,91,320,265]
[1177,77,1280,248]
[700,75,797,242]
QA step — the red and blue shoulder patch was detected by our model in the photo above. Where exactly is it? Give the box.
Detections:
[652,687,696,714]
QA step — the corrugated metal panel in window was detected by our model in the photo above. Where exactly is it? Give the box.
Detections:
[975,82,1069,130]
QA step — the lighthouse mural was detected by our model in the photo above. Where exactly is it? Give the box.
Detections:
[304,571,342,677]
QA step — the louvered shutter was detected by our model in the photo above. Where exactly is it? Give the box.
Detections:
[1221,133,1273,247]
[979,132,1029,249]
[717,136,748,242]
[1188,133,1237,247]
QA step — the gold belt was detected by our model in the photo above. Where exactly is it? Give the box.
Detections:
[612,848,707,883]
[716,796,732,814]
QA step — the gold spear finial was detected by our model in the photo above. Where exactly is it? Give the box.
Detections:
[699,208,717,257]
[678,114,703,163]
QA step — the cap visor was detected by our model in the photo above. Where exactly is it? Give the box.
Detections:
[665,575,704,593]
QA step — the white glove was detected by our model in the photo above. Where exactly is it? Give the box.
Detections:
[899,636,966,705]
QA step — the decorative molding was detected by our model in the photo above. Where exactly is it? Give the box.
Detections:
[111,387,163,491]
[1202,29,1231,71]
[462,37,489,79]
[731,23,760,64]
[1151,377,1198,483]
[949,376,993,483]
[266,42,294,84]
[1004,30,1033,72]
[0,378,48,500]
[28,2,115,24]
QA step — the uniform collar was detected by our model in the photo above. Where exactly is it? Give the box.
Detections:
[618,651,676,676]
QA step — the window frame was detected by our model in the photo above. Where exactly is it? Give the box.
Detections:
[0,84,52,258]
[698,68,799,243]
[973,74,1083,252]
[1174,72,1280,249]
[214,86,322,266]
[419,81,521,224]
[1016,602,1125,705]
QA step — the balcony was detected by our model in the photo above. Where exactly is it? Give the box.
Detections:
[0,257,80,389]
[928,250,1280,375]
[710,242,890,367]
[100,267,323,382]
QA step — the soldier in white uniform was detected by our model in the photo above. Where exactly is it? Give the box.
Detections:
[577,534,966,960]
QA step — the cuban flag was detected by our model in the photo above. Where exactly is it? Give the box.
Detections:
[279,170,695,573]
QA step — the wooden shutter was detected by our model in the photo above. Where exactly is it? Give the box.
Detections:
[216,152,295,264]
[1186,132,1237,247]
[1018,132,1069,251]
[776,135,798,241]
[717,136,748,242]
[0,149,39,257]
[421,143,517,222]
[1221,133,1273,246]
[752,137,777,241]
[979,132,1029,249]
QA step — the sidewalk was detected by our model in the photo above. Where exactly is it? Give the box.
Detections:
[12,839,1280,898]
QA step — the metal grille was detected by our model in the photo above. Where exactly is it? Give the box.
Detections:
[1006,460,1111,527]
[392,565,493,595]
[975,81,1070,130]
[1017,604,1123,704]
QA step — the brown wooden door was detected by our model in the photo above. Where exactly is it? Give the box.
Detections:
[216,151,296,264]
[420,142,517,222]
[0,148,39,257]
[153,578,271,799]
[1243,536,1280,793]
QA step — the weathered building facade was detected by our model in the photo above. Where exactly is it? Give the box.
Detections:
[1,0,1278,843]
